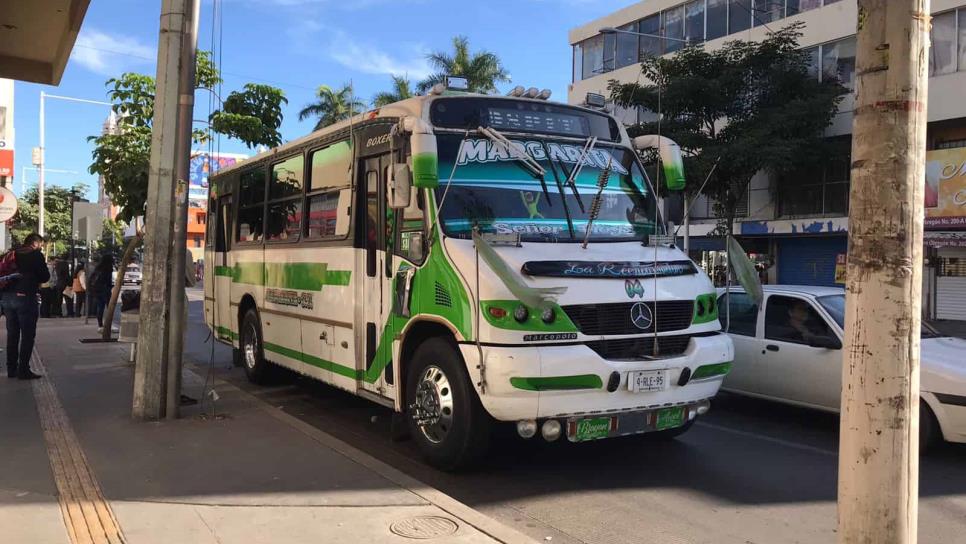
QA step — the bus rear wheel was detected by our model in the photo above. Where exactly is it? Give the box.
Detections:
[405,337,490,471]
[240,308,272,384]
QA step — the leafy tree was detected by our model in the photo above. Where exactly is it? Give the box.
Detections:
[373,75,414,107]
[609,23,847,236]
[418,35,510,94]
[298,83,366,131]
[87,51,286,339]
[9,183,89,255]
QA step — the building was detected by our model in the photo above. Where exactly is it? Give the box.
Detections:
[186,151,246,261]
[569,0,966,321]
[0,1,91,85]
[97,110,121,221]
[0,79,15,250]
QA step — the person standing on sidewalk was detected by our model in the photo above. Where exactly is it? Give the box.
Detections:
[90,254,114,332]
[72,264,87,317]
[3,233,50,380]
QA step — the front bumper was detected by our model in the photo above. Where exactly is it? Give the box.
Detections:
[460,332,733,421]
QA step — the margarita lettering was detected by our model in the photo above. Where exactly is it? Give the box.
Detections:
[457,138,630,175]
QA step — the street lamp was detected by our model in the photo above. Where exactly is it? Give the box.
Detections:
[38,92,112,236]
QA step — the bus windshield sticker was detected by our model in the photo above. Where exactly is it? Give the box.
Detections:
[457,139,629,175]
[521,260,698,279]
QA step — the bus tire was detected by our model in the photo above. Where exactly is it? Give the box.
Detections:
[240,308,272,384]
[405,337,490,471]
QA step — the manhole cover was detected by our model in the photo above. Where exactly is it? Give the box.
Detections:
[390,516,459,539]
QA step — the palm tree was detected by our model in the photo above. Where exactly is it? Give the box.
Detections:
[298,83,367,131]
[418,36,510,94]
[372,75,414,107]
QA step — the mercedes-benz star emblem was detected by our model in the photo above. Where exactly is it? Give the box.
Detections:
[630,302,654,330]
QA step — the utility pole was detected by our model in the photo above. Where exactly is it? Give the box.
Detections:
[165,0,199,420]
[838,2,929,544]
[133,0,197,420]
[38,91,44,236]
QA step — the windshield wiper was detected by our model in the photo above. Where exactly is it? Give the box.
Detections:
[562,136,597,214]
[581,156,612,249]
[478,125,552,211]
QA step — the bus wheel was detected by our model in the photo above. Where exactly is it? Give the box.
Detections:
[405,337,490,471]
[240,308,271,384]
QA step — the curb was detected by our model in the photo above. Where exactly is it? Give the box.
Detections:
[186,363,537,544]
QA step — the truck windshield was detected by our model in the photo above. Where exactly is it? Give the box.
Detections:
[434,133,662,242]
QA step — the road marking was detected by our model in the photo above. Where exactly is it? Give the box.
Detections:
[30,349,125,544]
[696,421,838,457]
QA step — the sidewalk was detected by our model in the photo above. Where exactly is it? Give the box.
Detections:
[0,318,535,544]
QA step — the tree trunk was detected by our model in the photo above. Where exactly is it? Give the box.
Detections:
[837,1,928,543]
[101,233,143,341]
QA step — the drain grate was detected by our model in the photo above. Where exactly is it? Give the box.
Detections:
[389,516,459,539]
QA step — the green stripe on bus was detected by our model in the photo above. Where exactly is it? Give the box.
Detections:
[509,374,603,391]
[691,361,732,380]
[263,342,364,381]
[219,262,352,290]
[215,326,237,340]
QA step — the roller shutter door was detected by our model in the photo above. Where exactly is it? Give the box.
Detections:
[777,236,848,286]
[936,248,966,321]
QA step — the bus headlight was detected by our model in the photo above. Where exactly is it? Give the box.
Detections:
[513,305,529,323]
[540,307,555,324]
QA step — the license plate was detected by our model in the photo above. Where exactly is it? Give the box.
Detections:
[628,369,666,392]
[571,417,613,442]
[655,406,685,430]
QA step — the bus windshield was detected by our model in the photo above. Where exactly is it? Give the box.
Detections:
[434,133,662,242]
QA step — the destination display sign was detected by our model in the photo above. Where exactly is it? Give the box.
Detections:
[486,107,588,138]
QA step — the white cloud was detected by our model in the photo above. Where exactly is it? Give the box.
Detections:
[325,31,432,80]
[71,29,155,76]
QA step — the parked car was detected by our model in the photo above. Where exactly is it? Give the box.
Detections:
[718,285,966,450]
[123,264,142,285]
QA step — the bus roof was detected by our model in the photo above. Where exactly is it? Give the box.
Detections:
[209,92,626,180]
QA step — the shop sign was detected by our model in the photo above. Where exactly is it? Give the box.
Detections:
[834,253,847,284]
[0,185,18,221]
[0,149,12,177]
[925,147,966,230]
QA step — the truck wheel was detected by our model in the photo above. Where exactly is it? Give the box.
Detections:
[921,402,942,454]
[240,308,272,384]
[405,337,490,471]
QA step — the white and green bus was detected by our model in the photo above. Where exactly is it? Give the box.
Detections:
[204,83,733,469]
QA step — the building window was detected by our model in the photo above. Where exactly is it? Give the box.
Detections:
[706,0,728,41]
[684,0,705,44]
[572,43,583,83]
[754,0,784,27]
[804,46,820,79]
[663,5,686,53]
[194,236,202,248]
[728,0,751,34]
[639,14,662,58]
[778,138,851,217]
[820,37,856,90]
[582,34,605,79]
[615,23,639,69]
[930,11,957,76]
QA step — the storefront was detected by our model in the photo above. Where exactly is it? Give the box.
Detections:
[925,147,966,320]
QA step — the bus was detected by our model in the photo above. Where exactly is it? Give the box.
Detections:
[204,81,733,469]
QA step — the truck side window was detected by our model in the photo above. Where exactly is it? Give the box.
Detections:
[764,295,833,345]
[718,292,758,336]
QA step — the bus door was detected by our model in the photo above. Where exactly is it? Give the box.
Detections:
[359,152,395,400]
[212,195,233,342]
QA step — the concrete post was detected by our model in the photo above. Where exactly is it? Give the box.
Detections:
[837,1,929,543]
[132,0,195,420]
[165,0,199,420]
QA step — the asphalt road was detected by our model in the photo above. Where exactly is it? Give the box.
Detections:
[183,288,966,544]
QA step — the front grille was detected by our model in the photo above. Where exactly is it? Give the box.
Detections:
[585,335,692,360]
[562,300,694,335]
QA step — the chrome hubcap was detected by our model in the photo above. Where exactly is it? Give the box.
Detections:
[243,322,258,370]
[411,365,454,444]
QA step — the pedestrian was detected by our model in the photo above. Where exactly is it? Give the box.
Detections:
[2,233,50,380]
[54,255,70,317]
[89,254,114,332]
[72,264,87,317]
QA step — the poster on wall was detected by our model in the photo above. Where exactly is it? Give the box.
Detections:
[189,151,247,208]
[925,147,966,230]
[834,253,847,284]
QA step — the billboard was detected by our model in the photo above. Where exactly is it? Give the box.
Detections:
[925,147,966,230]
[189,151,247,208]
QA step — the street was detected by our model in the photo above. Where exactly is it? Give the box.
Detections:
[182,288,966,544]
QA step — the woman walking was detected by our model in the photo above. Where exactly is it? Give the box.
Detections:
[90,254,114,332]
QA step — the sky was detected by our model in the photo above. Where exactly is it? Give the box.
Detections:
[11,0,632,201]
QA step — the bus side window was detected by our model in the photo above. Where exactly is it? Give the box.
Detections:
[205,197,217,248]
[216,196,231,253]
[305,141,352,240]
[266,155,304,242]
[237,168,266,243]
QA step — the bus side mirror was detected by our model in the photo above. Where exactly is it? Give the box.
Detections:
[389,164,412,209]
[633,135,686,191]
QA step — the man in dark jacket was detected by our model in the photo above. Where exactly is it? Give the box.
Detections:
[3,233,49,379]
